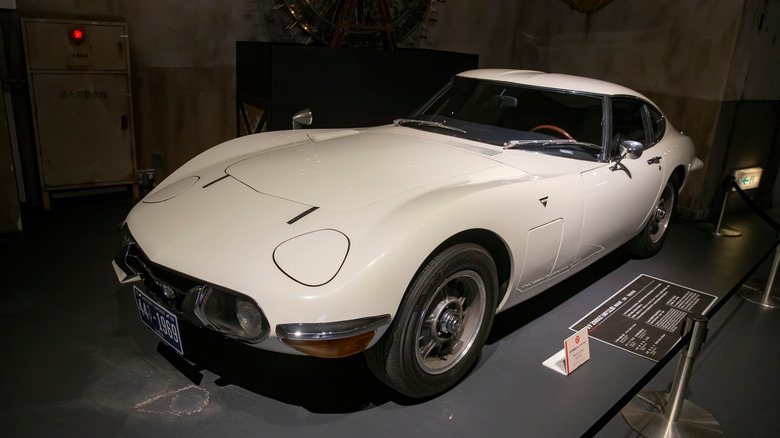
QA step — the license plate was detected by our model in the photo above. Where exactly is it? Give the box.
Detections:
[134,285,184,355]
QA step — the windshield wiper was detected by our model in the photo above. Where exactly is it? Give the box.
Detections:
[394,118,467,134]
[503,139,602,151]
[503,139,557,149]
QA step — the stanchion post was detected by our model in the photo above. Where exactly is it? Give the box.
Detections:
[760,244,780,306]
[739,238,780,309]
[621,313,722,437]
[714,177,732,233]
[664,314,707,422]
[697,175,742,237]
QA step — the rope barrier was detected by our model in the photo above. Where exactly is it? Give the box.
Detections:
[730,181,780,232]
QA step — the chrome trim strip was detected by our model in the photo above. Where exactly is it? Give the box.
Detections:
[276,314,391,341]
[191,286,211,327]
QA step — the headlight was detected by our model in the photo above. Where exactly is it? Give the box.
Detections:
[190,286,269,342]
[273,229,349,286]
[236,299,263,337]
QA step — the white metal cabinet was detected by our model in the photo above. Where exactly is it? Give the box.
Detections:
[22,18,137,208]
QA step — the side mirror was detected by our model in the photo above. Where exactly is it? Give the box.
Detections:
[620,140,644,160]
[292,108,313,130]
[609,140,645,174]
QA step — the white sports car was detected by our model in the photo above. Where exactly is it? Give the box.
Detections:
[114,69,701,397]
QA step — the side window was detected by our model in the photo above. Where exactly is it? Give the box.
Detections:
[648,106,665,144]
[610,99,647,156]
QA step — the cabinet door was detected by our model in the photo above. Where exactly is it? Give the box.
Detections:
[32,73,134,187]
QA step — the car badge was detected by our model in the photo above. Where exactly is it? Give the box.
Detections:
[540,196,549,207]
[157,282,176,299]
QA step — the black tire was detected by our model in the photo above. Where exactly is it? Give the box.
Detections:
[627,175,679,258]
[365,243,498,398]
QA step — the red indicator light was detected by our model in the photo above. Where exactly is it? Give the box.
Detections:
[70,28,85,43]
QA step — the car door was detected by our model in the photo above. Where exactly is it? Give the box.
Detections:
[577,97,665,263]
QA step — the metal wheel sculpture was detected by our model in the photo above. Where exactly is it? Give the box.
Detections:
[282,0,432,48]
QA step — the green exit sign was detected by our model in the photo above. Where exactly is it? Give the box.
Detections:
[733,167,763,191]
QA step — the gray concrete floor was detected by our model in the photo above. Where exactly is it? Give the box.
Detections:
[1,196,778,437]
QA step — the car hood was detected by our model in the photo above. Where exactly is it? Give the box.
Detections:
[224,129,503,211]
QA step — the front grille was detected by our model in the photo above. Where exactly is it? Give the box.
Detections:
[123,243,201,315]
[116,229,271,343]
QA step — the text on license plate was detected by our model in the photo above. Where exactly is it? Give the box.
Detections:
[134,285,184,355]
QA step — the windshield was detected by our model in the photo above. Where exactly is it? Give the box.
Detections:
[401,77,605,161]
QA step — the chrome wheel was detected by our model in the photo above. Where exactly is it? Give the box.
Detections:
[415,270,486,374]
[364,243,497,398]
[627,175,680,258]
[649,183,675,244]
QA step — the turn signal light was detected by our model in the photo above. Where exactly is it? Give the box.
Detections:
[281,331,375,358]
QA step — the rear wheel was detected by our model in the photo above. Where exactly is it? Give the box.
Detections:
[627,175,679,258]
[366,243,498,398]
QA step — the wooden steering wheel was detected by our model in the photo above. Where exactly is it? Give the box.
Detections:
[530,124,574,140]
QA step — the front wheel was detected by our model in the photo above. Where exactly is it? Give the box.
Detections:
[627,175,679,258]
[365,243,498,398]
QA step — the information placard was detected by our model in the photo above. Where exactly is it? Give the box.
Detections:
[542,327,590,376]
[570,275,716,361]
[564,327,590,374]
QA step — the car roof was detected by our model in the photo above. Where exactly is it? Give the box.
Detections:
[457,69,648,100]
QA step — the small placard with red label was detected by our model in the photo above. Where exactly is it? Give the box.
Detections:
[564,327,590,374]
[543,326,590,376]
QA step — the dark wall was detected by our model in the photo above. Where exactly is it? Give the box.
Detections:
[237,43,478,131]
